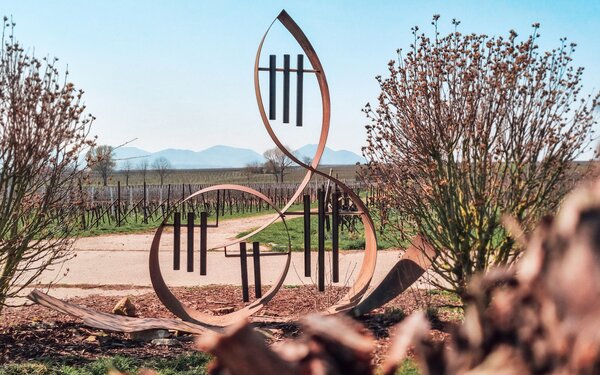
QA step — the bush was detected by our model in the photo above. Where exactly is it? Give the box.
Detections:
[0,18,95,311]
[362,16,598,298]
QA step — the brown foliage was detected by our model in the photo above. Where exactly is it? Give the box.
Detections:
[197,315,374,375]
[362,17,599,297]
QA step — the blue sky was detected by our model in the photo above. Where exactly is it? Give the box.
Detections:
[4,1,600,155]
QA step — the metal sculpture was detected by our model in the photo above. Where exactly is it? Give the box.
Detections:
[28,9,434,333]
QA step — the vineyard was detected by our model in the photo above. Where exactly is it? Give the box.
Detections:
[78,164,371,231]
[95,164,362,186]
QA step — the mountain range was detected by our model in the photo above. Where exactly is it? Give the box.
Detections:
[112,144,365,169]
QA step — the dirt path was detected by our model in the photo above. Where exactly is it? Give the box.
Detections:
[14,213,417,303]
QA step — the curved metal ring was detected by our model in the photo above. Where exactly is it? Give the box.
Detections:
[253,10,378,314]
[149,184,292,327]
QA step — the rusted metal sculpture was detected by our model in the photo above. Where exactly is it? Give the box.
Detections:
[28,9,434,333]
[149,185,292,327]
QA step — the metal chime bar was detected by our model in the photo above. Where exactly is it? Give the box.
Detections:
[187,212,194,272]
[253,241,262,298]
[297,54,304,127]
[173,212,181,270]
[173,209,212,273]
[303,194,311,277]
[332,189,340,283]
[317,188,325,292]
[200,212,207,275]
[269,55,276,120]
[260,53,313,127]
[240,242,249,302]
[283,54,290,123]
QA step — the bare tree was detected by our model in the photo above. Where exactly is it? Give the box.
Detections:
[0,18,95,311]
[263,147,294,183]
[363,18,599,298]
[122,159,133,186]
[243,161,264,184]
[152,157,171,186]
[87,145,115,186]
[138,159,149,184]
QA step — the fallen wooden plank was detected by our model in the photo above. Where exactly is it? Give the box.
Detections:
[27,289,219,335]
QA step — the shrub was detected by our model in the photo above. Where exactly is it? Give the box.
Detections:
[0,18,95,311]
[362,16,598,297]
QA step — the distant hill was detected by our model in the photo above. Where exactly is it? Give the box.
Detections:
[197,145,264,168]
[293,144,365,165]
[112,144,363,169]
[151,148,207,168]
[113,145,263,169]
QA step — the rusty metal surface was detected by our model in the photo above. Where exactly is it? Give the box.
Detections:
[351,237,436,316]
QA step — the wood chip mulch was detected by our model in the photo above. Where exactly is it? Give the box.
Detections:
[0,285,461,366]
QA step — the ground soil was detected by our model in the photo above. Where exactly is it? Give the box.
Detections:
[0,285,461,367]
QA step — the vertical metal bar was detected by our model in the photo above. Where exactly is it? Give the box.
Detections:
[303,194,311,277]
[318,188,325,291]
[332,189,340,283]
[173,212,180,270]
[200,211,207,275]
[253,241,262,298]
[269,55,276,120]
[296,54,304,127]
[187,212,194,272]
[283,54,290,123]
[240,242,249,302]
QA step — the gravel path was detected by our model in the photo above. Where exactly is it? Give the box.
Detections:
[16,214,412,301]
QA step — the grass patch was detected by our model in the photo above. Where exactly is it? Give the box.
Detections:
[0,353,210,375]
[237,215,406,251]
[73,217,162,237]
[396,359,421,374]
[382,306,407,324]
[425,289,461,304]
[72,203,306,238]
